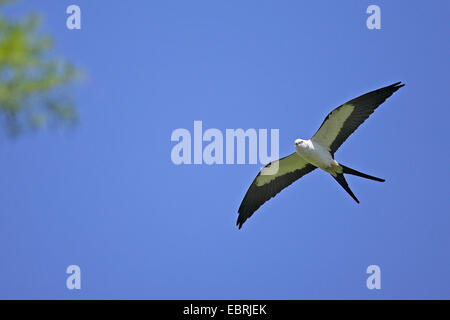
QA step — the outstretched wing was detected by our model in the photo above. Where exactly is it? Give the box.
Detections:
[237,153,316,229]
[311,82,404,155]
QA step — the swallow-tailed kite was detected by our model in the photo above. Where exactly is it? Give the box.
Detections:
[237,82,404,229]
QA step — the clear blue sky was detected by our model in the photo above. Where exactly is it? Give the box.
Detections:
[1,1,449,299]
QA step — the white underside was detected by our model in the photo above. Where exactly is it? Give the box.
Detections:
[254,139,343,187]
[295,139,341,176]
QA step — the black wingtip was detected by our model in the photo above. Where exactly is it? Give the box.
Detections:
[236,216,245,229]
[390,81,405,90]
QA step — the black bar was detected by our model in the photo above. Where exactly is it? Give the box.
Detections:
[1,300,448,318]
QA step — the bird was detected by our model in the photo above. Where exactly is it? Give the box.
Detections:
[237,82,404,229]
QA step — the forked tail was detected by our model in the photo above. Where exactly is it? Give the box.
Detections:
[332,174,360,203]
[340,164,385,182]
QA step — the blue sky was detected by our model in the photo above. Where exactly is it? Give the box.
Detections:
[1,1,449,299]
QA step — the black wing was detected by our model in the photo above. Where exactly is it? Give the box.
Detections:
[311,82,404,155]
[237,153,316,229]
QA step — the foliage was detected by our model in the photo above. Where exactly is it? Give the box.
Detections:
[0,0,79,136]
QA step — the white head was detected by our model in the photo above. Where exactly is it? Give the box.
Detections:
[294,139,305,147]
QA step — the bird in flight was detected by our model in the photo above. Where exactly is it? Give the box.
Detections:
[237,82,404,229]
